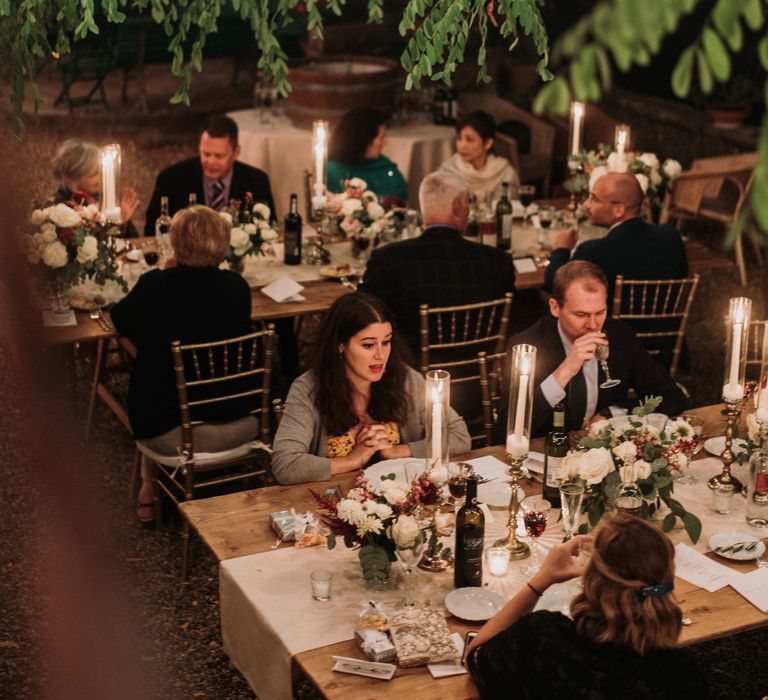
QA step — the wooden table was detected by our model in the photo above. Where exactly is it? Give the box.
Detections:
[180,404,767,699]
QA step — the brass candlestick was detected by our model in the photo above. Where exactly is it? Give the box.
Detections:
[493,455,530,559]
[708,400,744,491]
[418,523,451,572]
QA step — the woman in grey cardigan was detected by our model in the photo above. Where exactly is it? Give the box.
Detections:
[272,293,471,484]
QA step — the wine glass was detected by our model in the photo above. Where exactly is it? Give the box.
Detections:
[521,496,551,575]
[447,462,468,508]
[559,482,585,541]
[675,415,706,484]
[396,533,427,606]
[519,185,536,225]
[595,343,621,388]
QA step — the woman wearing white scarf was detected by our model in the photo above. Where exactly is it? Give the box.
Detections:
[439,111,520,204]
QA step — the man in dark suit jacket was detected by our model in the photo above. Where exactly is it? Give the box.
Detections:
[545,172,688,303]
[144,114,276,236]
[359,171,516,356]
[502,260,686,439]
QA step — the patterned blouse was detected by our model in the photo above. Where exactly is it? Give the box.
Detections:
[327,422,401,458]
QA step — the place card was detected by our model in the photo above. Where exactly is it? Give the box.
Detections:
[427,633,468,678]
[42,310,77,327]
[331,656,396,680]
[727,567,768,612]
[513,258,538,274]
[674,543,732,592]
[261,276,305,303]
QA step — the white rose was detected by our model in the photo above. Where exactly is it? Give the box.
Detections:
[81,203,100,221]
[340,217,363,236]
[347,177,367,191]
[23,235,41,264]
[260,226,278,242]
[76,235,99,263]
[746,412,761,443]
[366,201,385,220]
[391,515,421,548]
[243,223,257,235]
[634,459,652,479]
[662,159,682,179]
[30,208,48,225]
[635,173,649,193]
[638,152,659,170]
[341,198,362,215]
[612,440,637,464]
[588,419,610,437]
[337,498,365,525]
[219,211,233,225]
[588,165,609,191]
[560,452,585,482]
[578,447,614,485]
[252,202,271,220]
[372,502,393,520]
[606,152,628,173]
[650,169,662,187]
[379,479,409,505]
[41,229,58,244]
[361,190,377,203]
[47,203,82,228]
[41,240,69,268]
[671,453,688,472]
[230,226,250,250]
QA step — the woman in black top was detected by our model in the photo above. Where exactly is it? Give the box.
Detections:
[112,205,256,522]
[467,513,708,699]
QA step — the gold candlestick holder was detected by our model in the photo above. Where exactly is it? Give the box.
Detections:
[418,522,451,572]
[708,400,744,492]
[493,455,530,559]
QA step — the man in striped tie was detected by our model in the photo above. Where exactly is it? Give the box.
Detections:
[144,115,275,236]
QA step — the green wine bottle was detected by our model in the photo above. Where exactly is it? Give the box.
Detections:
[543,403,568,506]
[454,477,485,587]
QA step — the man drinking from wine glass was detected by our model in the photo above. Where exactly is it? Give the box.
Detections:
[500,261,686,438]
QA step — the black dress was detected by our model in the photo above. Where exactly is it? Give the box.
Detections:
[467,611,708,700]
[111,265,255,440]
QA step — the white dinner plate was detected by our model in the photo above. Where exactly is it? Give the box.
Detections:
[534,581,577,617]
[445,587,505,621]
[364,458,415,485]
[703,436,748,457]
[708,531,766,561]
[477,481,526,508]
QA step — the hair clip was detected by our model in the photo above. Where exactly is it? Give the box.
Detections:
[641,582,674,597]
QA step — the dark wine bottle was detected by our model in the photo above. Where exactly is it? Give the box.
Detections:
[495,181,513,251]
[543,403,568,506]
[454,477,485,588]
[284,193,302,265]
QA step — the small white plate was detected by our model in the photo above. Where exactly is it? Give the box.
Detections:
[708,531,766,561]
[445,587,504,621]
[534,581,577,617]
[364,458,414,485]
[477,481,526,508]
[320,264,356,279]
[704,436,748,457]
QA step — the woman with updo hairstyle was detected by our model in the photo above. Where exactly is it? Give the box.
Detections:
[112,206,257,522]
[466,513,708,699]
[271,292,471,484]
[326,108,408,202]
[51,138,140,236]
[439,110,520,203]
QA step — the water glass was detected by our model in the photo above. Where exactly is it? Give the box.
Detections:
[487,546,510,577]
[405,460,425,485]
[712,483,735,514]
[310,569,333,601]
[559,482,585,540]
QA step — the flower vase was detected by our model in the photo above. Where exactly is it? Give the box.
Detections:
[358,543,392,588]
[49,280,72,317]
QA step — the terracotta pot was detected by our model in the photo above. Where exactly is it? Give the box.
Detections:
[707,106,750,129]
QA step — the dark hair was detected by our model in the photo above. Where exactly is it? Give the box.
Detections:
[311,292,410,435]
[199,115,239,148]
[571,513,682,654]
[329,108,387,165]
[456,110,496,141]
[551,260,608,306]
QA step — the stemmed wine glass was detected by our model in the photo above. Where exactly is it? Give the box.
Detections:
[595,343,621,389]
[521,496,551,575]
[519,185,536,225]
[674,415,706,484]
[447,462,468,509]
[396,533,427,607]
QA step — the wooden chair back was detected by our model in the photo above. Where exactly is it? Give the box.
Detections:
[478,350,507,446]
[746,319,767,381]
[611,275,699,379]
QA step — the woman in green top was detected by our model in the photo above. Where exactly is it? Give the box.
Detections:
[327,108,408,203]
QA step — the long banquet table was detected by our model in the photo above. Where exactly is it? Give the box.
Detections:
[180,403,767,700]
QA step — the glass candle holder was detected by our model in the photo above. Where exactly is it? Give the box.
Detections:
[101,144,122,222]
[311,120,329,204]
[614,124,631,159]
[505,345,536,460]
[722,297,751,403]
[487,546,510,577]
[569,101,585,156]
[756,323,768,425]
[425,369,450,483]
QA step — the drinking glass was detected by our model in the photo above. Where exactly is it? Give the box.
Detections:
[396,535,427,606]
[595,343,621,388]
[559,482,585,540]
[447,462,468,508]
[521,496,551,575]
[536,205,555,250]
[519,185,536,224]
[310,569,333,601]
[672,415,705,485]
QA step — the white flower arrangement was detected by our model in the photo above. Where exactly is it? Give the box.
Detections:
[221,193,278,267]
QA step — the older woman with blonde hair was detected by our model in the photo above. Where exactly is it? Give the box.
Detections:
[467,513,708,699]
[112,206,257,522]
[51,138,140,236]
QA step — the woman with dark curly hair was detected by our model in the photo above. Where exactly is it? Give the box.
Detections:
[271,292,471,484]
[326,108,408,202]
[440,110,520,203]
[466,513,708,699]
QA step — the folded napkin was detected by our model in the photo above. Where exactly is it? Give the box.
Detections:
[261,276,305,303]
[387,605,459,667]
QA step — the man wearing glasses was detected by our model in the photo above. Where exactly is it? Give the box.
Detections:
[544,171,687,302]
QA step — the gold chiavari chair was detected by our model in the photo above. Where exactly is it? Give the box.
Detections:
[746,319,767,381]
[611,275,700,379]
[419,293,513,447]
[478,350,508,446]
[138,325,276,580]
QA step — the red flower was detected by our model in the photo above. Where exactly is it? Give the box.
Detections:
[71,191,91,204]
[58,229,75,246]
